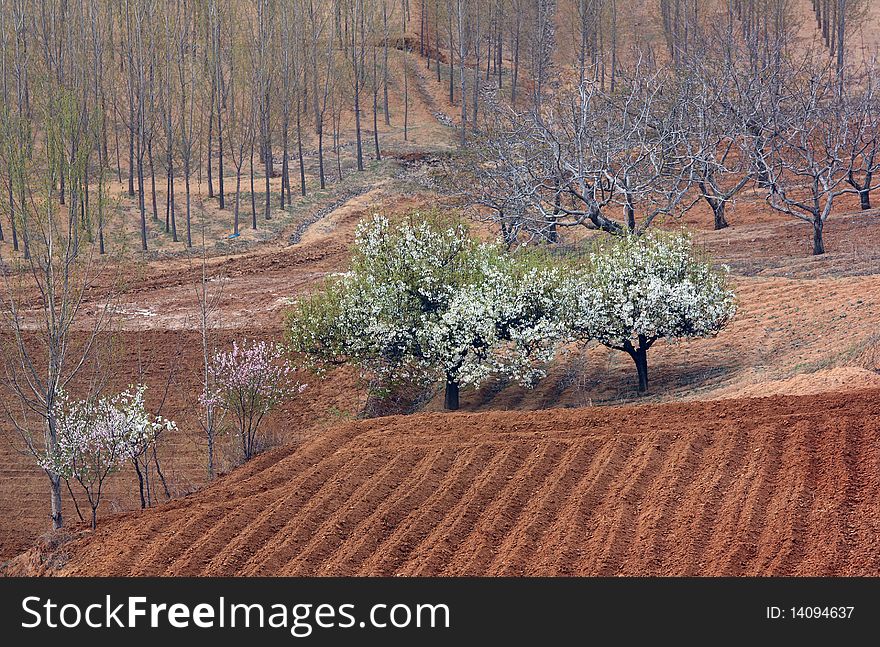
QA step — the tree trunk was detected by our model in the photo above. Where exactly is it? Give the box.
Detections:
[264,134,272,220]
[281,124,289,208]
[860,188,871,211]
[133,457,147,509]
[50,473,63,530]
[148,139,158,220]
[128,122,135,196]
[634,348,648,393]
[713,200,729,230]
[218,105,225,209]
[624,338,650,393]
[444,376,460,411]
[207,434,215,481]
[623,345,649,394]
[234,169,241,235]
[137,145,147,252]
[207,89,215,198]
[185,169,192,247]
[812,217,825,255]
[317,126,326,189]
[250,140,257,229]
[7,181,16,250]
[354,81,364,171]
[296,101,306,196]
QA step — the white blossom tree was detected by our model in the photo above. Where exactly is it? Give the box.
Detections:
[38,385,176,529]
[564,231,736,394]
[287,215,568,410]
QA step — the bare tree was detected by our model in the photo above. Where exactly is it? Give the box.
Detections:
[255,0,275,220]
[755,55,861,255]
[844,58,880,211]
[175,0,198,248]
[466,60,694,244]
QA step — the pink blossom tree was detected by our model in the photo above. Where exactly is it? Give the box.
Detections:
[202,340,305,462]
[38,386,177,529]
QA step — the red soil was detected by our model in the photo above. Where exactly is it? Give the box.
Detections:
[10,388,880,576]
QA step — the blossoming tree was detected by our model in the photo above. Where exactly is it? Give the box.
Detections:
[39,386,176,529]
[564,231,736,393]
[202,340,305,461]
[287,215,567,410]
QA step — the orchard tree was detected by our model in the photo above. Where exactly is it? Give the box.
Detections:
[755,56,863,255]
[38,385,176,529]
[287,215,568,410]
[679,54,757,231]
[844,58,880,211]
[467,60,695,244]
[202,339,304,462]
[564,231,736,394]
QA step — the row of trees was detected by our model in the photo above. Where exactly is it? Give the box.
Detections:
[0,0,422,255]
[463,24,880,255]
[288,215,736,409]
[2,1,871,258]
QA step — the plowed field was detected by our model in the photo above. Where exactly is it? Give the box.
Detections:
[15,389,878,576]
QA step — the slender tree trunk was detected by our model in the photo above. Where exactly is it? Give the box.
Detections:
[264,131,271,220]
[250,139,257,229]
[207,84,215,198]
[281,123,289,208]
[403,48,409,140]
[148,138,158,221]
[207,434,215,481]
[448,8,455,103]
[234,167,241,235]
[137,144,147,251]
[165,170,171,233]
[49,473,63,530]
[4,181,13,249]
[128,118,135,196]
[512,13,520,106]
[217,102,225,209]
[296,103,306,196]
[132,457,146,509]
[373,47,381,161]
[317,125,326,189]
[354,76,365,171]
[169,170,177,242]
[114,117,122,183]
[383,0,390,126]
[185,166,192,247]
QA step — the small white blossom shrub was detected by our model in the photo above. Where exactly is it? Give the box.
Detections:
[563,230,736,392]
[287,215,568,410]
[202,339,305,461]
[39,385,176,528]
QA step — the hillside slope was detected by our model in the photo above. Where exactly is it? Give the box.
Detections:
[16,388,880,576]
